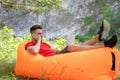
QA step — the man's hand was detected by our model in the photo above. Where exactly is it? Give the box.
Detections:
[32,33,42,41]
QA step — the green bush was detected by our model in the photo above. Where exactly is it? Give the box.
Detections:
[0,26,23,61]
[0,25,24,78]
[48,35,66,50]
[75,35,93,42]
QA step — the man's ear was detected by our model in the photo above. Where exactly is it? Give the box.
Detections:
[32,33,35,37]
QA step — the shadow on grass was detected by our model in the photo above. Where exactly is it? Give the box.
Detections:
[0,60,49,80]
[116,78,120,80]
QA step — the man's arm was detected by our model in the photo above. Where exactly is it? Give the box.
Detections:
[26,39,41,54]
[26,32,42,54]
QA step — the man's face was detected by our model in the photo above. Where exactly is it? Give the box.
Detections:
[31,29,43,41]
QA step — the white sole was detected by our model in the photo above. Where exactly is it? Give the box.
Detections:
[101,19,110,40]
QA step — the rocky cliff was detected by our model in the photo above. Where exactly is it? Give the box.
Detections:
[1,0,120,39]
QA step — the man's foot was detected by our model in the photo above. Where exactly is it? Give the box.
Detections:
[104,34,117,48]
[98,19,110,41]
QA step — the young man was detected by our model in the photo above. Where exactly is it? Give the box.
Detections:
[25,20,117,57]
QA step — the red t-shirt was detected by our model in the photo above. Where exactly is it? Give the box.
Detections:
[25,42,57,57]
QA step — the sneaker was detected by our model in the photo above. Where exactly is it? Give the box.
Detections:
[104,34,117,48]
[98,19,110,41]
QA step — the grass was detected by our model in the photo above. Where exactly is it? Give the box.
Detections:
[116,73,120,80]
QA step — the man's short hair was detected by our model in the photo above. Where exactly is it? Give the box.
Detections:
[30,25,43,33]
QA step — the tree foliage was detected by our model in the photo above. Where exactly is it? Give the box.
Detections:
[0,26,23,62]
[2,0,62,13]
[28,0,62,13]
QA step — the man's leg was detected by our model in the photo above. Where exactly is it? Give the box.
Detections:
[59,20,112,53]
[64,44,104,52]
[78,19,110,45]
[60,34,117,53]
[59,36,100,53]
[80,35,99,45]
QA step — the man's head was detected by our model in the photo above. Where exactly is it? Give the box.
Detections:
[30,25,43,41]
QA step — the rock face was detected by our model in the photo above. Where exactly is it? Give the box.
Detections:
[1,0,120,39]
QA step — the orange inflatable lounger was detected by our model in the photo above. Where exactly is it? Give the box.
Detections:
[14,43,120,80]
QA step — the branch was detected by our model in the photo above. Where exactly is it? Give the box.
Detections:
[0,1,34,10]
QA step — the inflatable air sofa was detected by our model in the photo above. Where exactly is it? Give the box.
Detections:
[14,43,120,80]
